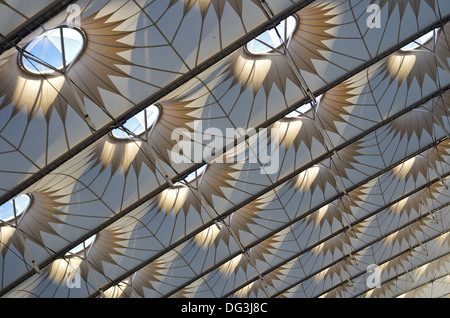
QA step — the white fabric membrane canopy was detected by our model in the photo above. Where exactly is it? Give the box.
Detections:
[0,0,449,299]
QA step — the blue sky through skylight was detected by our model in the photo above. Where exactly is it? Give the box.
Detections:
[0,194,31,223]
[21,27,84,74]
[246,15,298,55]
[111,105,160,140]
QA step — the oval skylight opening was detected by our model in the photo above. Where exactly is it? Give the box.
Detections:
[20,26,85,75]
[0,194,32,224]
[401,29,438,51]
[66,234,97,257]
[246,15,298,55]
[111,104,160,140]
[285,94,323,118]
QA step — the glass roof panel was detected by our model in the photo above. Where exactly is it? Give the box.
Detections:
[285,94,323,118]
[0,194,31,223]
[20,26,84,75]
[401,29,438,51]
[175,165,208,187]
[111,104,160,140]
[246,15,298,55]
[66,234,97,257]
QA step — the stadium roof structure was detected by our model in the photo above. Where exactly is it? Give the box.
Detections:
[0,0,449,299]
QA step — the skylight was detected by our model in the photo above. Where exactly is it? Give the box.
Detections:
[175,165,207,187]
[285,94,323,118]
[0,194,32,224]
[401,29,438,51]
[111,104,160,140]
[66,235,96,257]
[20,26,85,75]
[246,15,298,55]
